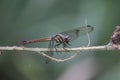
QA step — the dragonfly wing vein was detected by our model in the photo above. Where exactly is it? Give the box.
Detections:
[60,25,93,41]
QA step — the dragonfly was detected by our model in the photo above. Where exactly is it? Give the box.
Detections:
[21,25,94,63]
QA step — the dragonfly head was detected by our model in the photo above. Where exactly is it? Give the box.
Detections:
[65,35,70,39]
[64,35,71,42]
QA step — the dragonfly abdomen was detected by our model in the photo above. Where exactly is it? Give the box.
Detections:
[21,37,51,45]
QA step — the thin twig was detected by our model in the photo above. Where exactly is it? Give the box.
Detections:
[0,45,117,62]
[85,18,91,47]
[39,51,80,62]
[0,45,117,52]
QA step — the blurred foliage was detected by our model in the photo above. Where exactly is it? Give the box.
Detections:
[0,0,120,80]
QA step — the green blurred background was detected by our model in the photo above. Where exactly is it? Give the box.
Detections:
[0,0,120,80]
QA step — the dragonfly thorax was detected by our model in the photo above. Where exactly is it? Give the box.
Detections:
[52,34,70,44]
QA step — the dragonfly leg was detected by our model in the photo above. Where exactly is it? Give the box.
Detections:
[55,43,62,54]
[63,41,71,48]
[55,43,62,49]
[63,43,71,52]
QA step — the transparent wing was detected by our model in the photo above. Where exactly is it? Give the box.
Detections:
[60,25,94,41]
[45,38,54,64]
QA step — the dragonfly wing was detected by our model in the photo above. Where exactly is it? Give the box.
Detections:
[60,25,94,41]
[45,38,54,64]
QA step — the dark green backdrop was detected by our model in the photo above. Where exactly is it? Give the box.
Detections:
[0,0,120,80]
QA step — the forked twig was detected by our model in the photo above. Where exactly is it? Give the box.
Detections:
[85,19,91,47]
[39,51,80,62]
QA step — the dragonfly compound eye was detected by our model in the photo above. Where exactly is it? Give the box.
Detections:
[65,35,70,40]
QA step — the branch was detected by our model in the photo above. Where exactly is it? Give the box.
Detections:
[0,45,117,63]
[0,45,117,52]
